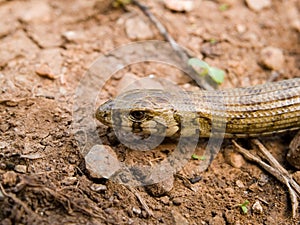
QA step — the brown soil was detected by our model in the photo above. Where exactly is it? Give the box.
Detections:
[0,0,300,224]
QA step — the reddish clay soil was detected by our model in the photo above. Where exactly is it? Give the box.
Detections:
[0,0,299,224]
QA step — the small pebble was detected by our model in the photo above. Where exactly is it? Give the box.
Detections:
[259,46,284,70]
[172,197,182,206]
[125,16,154,40]
[2,171,18,186]
[85,145,121,179]
[164,0,195,12]
[19,1,52,23]
[245,0,271,12]
[236,24,246,34]
[14,165,27,173]
[252,200,263,214]
[224,149,245,168]
[188,176,202,184]
[160,196,170,205]
[68,155,77,164]
[90,183,107,192]
[235,180,245,188]
[5,101,19,107]
[0,163,6,170]
[132,207,142,215]
[35,63,56,80]
[258,174,269,186]
[61,177,77,186]
[62,31,85,43]
[171,210,189,225]
[0,142,8,149]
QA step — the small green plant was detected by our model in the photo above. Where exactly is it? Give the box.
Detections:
[239,200,250,214]
[188,58,225,84]
[219,4,229,11]
[209,38,217,44]
[191,154,206,160]
[113,0,132,7]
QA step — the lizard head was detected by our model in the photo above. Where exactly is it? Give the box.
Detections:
[95,89,181,138]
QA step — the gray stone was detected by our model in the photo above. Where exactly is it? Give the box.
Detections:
[259,46,284,70]
[90,183,107,192]
[125,16,154,40]
[164,0,195,12]
[18,1,52,23]
[171,210,189,225]
[14,165,27,173]
[85,145,121,179]
[245,0,271,12]
[252,200,263,214]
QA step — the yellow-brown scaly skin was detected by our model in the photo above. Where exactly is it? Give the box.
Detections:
[96,78,300,138]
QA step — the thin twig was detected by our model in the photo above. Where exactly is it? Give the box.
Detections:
[252,139,289,176]
[232,140,287,183]
[232,140,300,218]
[283,175,299,218]
[132,0,185,57]
[132,0,215,91]
[252,139,300,196]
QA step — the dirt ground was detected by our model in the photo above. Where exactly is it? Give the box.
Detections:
[0,0,300,224]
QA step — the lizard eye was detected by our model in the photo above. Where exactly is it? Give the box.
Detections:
[129,110,146,121]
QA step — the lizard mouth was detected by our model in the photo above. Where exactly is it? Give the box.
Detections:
[95,100,114,127]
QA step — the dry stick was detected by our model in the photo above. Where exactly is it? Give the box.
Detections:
[252,139,300,196]
[132,0,185,58]
[252,139,300,218]
[282,176,299,218]
[132,0,215,91]
[232,140,299,218]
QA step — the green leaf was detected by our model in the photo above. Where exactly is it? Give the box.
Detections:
[241,205,248,214]
[191,154,206,160]
[239,200,250,214]
[188,58,210,69]
[219,4,229,11]
[208,67,225,84]
[210,38,217,44]
[188,58,225,83]
[112,0,132,7]
[191,154,199,160]
[200,156,206,160]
